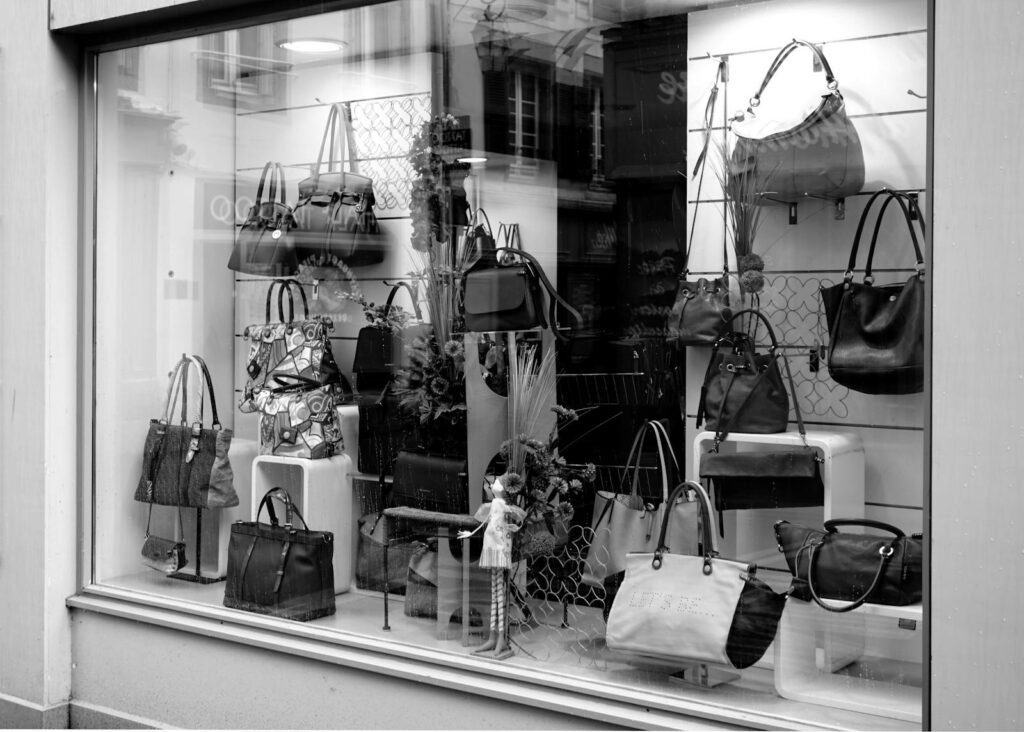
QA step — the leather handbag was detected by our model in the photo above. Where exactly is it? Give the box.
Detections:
[582,420,700,587]
[670,60,732,346]
[700,327,823,536]
[605,481,787,670]
[352,281,431,394]
[357,389,416,476]
[820,189,926,394]
[462,225,582,342]
[730,39,864,204]
[774,518,923,612]
[253,374,352,460]
[140,492,188,575]
[227,161,298,277]
[696,309,789,434]
[292,102,383,274]
[390,450,468,515]
[224,487,335,621]
[134,355,237,509]
[240,279,344,413]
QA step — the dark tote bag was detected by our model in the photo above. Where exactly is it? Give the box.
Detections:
[820,189,925,395]
[352,281,430,395]
[227,161,298,277]
[224,488,335,622]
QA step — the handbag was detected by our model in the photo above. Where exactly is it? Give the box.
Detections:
[606,481,787,670]
[140,492,188,575]
[700,327,823,536]
[224,487,335,621]
[357,389,416,476]
[227,161,298,277]
[254,374,351,460]
[820,189,926,394]
[730,39,864,204]
[240,279,344,413]
[462,224,582,342]
[355,511,417,593]
[404,539,438,619]
[670,60,733,346]
[696,309,789,434]
[352,281,431,394]
[582,420,700,587]
[292,102,383,274]
[134,354,237,509]
[390,450,468,515]
[774,518,923,612]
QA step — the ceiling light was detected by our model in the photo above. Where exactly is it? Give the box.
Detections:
[457,156,489,164]
[278,38,346,54]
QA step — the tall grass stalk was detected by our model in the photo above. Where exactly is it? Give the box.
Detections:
[506,343,556,474]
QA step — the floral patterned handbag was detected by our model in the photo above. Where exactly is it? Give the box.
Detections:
[254,375,352,460]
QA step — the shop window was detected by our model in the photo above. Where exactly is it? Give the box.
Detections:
[87,1,929,728]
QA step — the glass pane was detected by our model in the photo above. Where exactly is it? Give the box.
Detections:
[92,0,927,727]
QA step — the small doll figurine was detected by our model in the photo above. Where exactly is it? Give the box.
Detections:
[457,475,526,659]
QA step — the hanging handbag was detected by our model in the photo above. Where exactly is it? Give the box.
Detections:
[352,281,431,394]
[696,309,790,434]
[670,59,733,346]
[582,420,700,587]
[774,518,924,612]
[700,325,823,536]
[462,224,582,343]
[292,102,384,274]
[605,481,787,669]
[390,450,469,515]
[730,39,864,204]
[227,161,298,277]
[254,373,352,460]
[224,487,336,621]
[240,279,344,413]
[134,355,238,509]
[820,189,926,395]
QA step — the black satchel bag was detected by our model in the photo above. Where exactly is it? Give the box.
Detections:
[820,189,925,394]
[696,309,789,434]
[224,487,335,621]
[352,281,431,394]
[390,450,468,514]
[228,161,298,277]
[462,225,582,342]
[774,518,923,612]
[730,39,864,204]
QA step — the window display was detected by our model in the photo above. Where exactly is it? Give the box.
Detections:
[90,0,928,727]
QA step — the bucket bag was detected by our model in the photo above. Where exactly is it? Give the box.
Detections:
[820,189,926,394]
[730,39,864,204]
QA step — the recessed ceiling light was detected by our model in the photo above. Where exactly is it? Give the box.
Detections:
[457,156,489,164]
[278,38,346,54]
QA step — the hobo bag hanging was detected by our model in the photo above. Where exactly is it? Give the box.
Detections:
[696,309,790,435]
[134,354,237,509]
[700,323,823,537]
[605,481,787,670]
[820,189,925,394]
[228,161,298,277]
[774,518,923,612]
[730,39,864,203]
[582,420,700,587]
[224,487,336,621]
[292,102,383,274]
[670,57,732,346]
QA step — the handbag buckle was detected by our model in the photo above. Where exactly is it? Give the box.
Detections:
[879,545,895,557]
[186,422,202,463]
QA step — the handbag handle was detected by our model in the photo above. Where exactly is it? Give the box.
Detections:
[618,419,678,504]
[490,246,584,343]
[652,480,718,572]
[310,102,359,186]
[844,189,925,284]
[269,372,354,399]
[805,532,899,613]
[256,487,310,530]
[750,39,839,108]
[824,518,905,537]
[254,162,289,209]
[863,192,926,281]
[383,281,423,321]
[264,279,310,325]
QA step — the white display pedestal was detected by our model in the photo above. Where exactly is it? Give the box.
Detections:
[250,453,356,594]
[774,600,923,723]
[691,430,865,565]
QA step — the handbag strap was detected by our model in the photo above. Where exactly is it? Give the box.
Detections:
[617,419,675,504]
[383,281,423,321]
[311,102,359,185]
[254,162,274,206]
[844,189,925,284]
[805,533,899,613]
[264,278,310,325]
[863,192,926,281]
[652,480,717,570]
[825,518,905,537]
[751,39,839,108]
[491,246,584,343]
[256,487,311,530]
[269,372,354,399]
[272,163,288,207]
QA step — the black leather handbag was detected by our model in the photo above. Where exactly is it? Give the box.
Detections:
[227,161,298,277]
[774,518,923,612]
[696,309,789,434]
[820,189,925,394]
[352,281,431,394]
[224,488,335,621]
[390,451,468,514]
[730,39,864,204]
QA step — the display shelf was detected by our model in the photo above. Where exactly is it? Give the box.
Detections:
[692,430,865,563]
[250,453,357,594]
[774,600,923,723]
